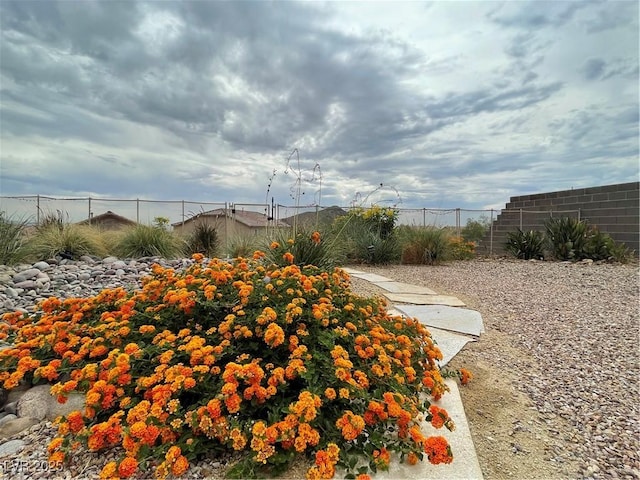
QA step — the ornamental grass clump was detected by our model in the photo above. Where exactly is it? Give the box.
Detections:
[0,212,30,265]
[116,224,185,259]
[265,229,337,270]
[25,223,108,261]
[0,234,468,480]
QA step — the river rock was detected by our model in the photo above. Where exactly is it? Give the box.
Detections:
[0,417,39,439]
[4,287,18,298]
[33,261,51,271]
[0,438,26,457]
[14,280,37,290]
[0,414,16,426]
[12,268,41,283]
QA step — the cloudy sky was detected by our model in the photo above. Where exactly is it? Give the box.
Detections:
[0,0,638,221]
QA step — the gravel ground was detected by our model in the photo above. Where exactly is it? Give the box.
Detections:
[350,259,640,480]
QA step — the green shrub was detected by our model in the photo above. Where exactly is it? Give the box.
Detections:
[186,223,219,258]
[545,217,589,260]
[115,224,185,259]
[330,207,400,264]
[330,215,368,263]
[265,229,337,269]
[584,227,634,263]
[461,216,490,244]
[0,213,30,265]
[504,229,545,260]
[608,242,634,264]
[583,227,615,261]
[25,223,108,261]
[399,227,450,265]
[352,229,401,265]
[357,205,398,240]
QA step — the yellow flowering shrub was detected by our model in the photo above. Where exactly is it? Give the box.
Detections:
[0,237,466,479]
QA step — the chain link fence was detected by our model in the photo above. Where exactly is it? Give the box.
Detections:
[2,195,594,256]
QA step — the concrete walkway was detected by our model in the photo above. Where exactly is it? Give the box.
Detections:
[343,268,484,480]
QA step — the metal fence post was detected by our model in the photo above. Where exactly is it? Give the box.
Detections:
[181,200,185,228]
[136,198,140,223]
[224,202,228,256]
[36,194,40,225]
[456,208,460,237]
[490,209,494,256]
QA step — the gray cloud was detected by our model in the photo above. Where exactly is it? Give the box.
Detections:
[0,0,638,219]
[585,2,639,33]
[488,1,593,29]
[582,57,639,81]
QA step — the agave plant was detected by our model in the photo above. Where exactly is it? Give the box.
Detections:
[545,217,588,260]
[504,228,545,260]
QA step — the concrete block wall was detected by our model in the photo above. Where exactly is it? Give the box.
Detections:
[479,182,639,255]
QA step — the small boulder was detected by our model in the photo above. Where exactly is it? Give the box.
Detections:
[15,385,86,422]
[5,384,30,406]
[3,402,17,415]
[0,438,26,457]
[16,385,49,420]
[0,414,16,426]
[0,417,39,440]
[47,393,85,421]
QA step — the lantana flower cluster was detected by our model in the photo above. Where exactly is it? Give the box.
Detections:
[0,236,466,479]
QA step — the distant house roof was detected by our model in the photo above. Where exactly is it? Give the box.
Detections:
[173,208,289,228]
[77,210,137,226]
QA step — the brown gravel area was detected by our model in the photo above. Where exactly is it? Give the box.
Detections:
[350,259,640,480]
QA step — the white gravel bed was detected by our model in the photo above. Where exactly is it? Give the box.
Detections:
[352,259,640,480]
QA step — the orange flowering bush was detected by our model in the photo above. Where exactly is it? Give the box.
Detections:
[447,236,476,260]
[0,237,462,479]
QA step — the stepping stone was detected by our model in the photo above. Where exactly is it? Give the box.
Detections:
[348,272,394,283]
[395,305,484,337]
[427,327,475,367]
[385,311,473,365]
[384,293,466,307]
[341,267,366,274]
[373,281,437,295]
